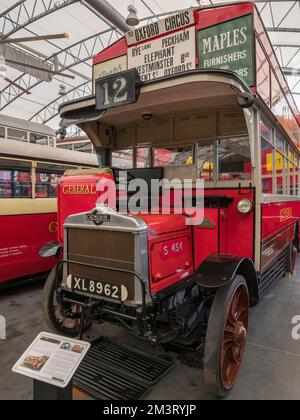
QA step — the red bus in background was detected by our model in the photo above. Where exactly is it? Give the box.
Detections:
[0,139,99,287]
[42,3,300,397]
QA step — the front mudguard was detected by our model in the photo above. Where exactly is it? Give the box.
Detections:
[39,241,62,258]
[193,253,259,307]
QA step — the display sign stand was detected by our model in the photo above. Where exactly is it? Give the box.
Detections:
[13,332,91,401]
[33,379,73,401]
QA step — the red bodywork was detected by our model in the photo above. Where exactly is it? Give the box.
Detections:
[57,172,114,244]
[0,213,57,284]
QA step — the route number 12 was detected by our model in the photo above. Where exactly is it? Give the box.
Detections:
[96,69,140,111]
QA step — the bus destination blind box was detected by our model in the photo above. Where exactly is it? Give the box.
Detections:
[95,69,141,111]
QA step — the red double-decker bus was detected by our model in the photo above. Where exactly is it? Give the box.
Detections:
[43,3,300,396]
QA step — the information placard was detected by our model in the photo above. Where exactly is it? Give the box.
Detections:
[128,27,196,82]
[12,332,90,388]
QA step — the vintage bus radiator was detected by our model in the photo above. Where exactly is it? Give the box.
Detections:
[63,209,150,306]
[66,228,136,301]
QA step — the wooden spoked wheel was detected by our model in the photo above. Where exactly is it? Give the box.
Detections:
[204,275,249,397]
[42,265,90,337]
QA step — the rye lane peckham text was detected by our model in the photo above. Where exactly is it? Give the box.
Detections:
[128,28,196,82]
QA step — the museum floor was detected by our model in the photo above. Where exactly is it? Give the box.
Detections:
[1,259,300,401]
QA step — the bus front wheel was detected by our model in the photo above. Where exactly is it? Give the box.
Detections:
[203,275,249,398]
[42,265,91,338]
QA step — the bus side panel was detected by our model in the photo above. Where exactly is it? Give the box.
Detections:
[31,213,58,274]
[261,201,300,240]
[261,201,300,272]
[0,213,57,284]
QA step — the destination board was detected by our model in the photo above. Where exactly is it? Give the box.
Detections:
[128,27,196,82]
[125,9,195,46]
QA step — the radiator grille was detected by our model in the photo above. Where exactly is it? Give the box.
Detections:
[67,228,136,300]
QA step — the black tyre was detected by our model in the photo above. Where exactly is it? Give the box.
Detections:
[204,275,249,398]
[42,265,90,337]
[286,242,297,276]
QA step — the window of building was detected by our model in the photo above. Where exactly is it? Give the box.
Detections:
[218,136,251,181]
[7,128,28,142]
[261,139,273,194]
[153,146,193,167]
[197,139,214,181]
[30,133,48,146]
[112,149,134,169]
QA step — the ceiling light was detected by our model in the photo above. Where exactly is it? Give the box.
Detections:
[59,84,66,96]
[126,5,139,27]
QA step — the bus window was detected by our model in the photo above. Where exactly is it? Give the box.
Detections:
[49,137,55,147]
[73,142,93,153]
[197,140,214,181]
[261,118,273,144]
[0,161,32,198]
[136,148,150,168]
[0,170,13,198]
[112,149,133,169]
[153,146,193,167]
[0,169,31,198]
[296,166,299,196]
[35,172,59,198]
[15,171,31,198]
[218,136,251,181]
[275,152,284,194]
[261,139,273,194]
[30,133,48,146]
[276,134,284,154]
[35,164,73,198]
[7,128,28,142]
[0,126,5,139]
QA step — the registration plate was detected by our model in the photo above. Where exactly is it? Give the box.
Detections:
[67,275,128,302]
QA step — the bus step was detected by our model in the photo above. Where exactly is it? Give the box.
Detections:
[73,337,175,400]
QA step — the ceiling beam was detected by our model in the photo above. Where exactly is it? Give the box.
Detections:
[283,68,300,76]
[274,44,300,48]
[266,27,300,32]
[0,0,77,40]
[0,34,69,45]
[0,28,121,111]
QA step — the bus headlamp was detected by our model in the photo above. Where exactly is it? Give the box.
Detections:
[237,199,253,214]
